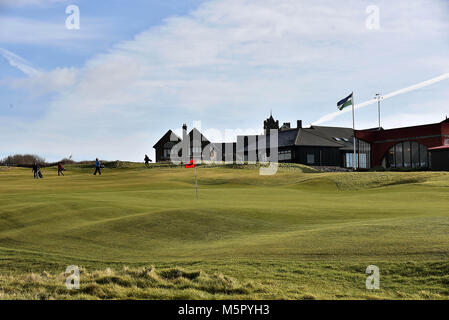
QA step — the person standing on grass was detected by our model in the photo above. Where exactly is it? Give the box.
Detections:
[32,162,39,179]
[57,162,65,176]
[144,154,151,167]
[93,158,101,175]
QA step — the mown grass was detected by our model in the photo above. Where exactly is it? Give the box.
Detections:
[1,163,449,299]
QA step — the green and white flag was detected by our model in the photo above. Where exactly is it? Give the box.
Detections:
[337,93,353,110]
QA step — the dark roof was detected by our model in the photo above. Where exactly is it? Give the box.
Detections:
[295,126,354,148]
[153,130,181,148]
[242,126,354,151]
[279,129,299,147]
[188,128,210,143]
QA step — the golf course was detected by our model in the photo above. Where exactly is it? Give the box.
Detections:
[1,163,449,299]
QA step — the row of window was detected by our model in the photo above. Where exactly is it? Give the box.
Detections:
[382,141,428,168]
[343,139,371,169]
[163,140,430,169]
[279,150,292,161]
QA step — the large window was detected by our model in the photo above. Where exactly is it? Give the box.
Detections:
[382,141,428,169]
[345,139,371,169]
[163,142,176,158]
[278,150,292,161]
[307,153,315,164]
[356,139,371,169]
[345,153,354,168]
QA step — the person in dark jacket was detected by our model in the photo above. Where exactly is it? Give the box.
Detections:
[144,154,152,167]
[93,158,101,175]
[57,163,65,176]
[32,162,43,179]
[32,162,39,179]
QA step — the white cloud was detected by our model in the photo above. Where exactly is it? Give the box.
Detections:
[0,16,104,46]
[0,47,40,76]
[1,0,449,161]
[0,0,67,7]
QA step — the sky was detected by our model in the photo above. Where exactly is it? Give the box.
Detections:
[0,0,448,162]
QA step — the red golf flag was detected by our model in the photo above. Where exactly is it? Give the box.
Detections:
[185,159,195,168]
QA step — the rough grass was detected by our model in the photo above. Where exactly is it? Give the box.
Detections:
[1,262,449,300]
[0,266,259,300]
[1,164,449,299]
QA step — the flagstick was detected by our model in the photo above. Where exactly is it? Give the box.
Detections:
[352,93,357,171]
[194,165,198,200]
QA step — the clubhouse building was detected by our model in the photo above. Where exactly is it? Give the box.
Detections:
[355,118,449,170]
[153,116,449,171]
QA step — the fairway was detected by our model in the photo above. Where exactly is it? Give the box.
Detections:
[1,164,449,299]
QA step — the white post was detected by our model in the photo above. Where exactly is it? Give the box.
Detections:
[376,93,381,130]
[352,93,357,170]
[194,166,198,200]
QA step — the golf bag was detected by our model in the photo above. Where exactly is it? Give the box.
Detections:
[38,170,43,179]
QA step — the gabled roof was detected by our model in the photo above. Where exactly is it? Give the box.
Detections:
[153,130,181,148]
[188,128,210,143]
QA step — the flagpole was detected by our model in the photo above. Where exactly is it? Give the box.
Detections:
[352,92,356,171]
[194,165,198,200]
[375,93,381,130]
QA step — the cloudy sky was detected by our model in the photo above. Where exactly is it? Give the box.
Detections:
[0,0,448,162]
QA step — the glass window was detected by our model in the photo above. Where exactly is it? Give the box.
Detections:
[419,144,428,167]
[307,153,315,164]
[411,142,420,168]
[345,153,353,168]
[395,143,403,167]
[403,141,411,167]
[355,139,371,169]
[278,150,292,161]
[382,141,428,169]
[359,154,367,168]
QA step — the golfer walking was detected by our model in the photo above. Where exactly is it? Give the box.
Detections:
[32,162,40,179]
[144,154,151,167]
[93,158,102,176]
[57,163,65,176]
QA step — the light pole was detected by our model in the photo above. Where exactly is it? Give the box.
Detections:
[375,93,383,130]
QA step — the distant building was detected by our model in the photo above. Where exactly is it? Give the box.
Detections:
[153,115,355,168]
[153,129,182,162]
[356,118,449,170]
[153,116,449,171]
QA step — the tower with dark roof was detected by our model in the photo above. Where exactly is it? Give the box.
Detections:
[263,112,279,134]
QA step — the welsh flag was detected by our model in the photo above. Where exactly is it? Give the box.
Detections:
[337,92,353,110]
[185,159,195,168]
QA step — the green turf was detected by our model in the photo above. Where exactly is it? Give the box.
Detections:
[1,164,449,299]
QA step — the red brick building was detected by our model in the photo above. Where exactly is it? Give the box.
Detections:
[355,118,449,170]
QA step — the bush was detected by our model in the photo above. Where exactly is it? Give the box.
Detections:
[0,154,45,167]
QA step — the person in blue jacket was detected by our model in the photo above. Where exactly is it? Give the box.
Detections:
[93,158,102,175]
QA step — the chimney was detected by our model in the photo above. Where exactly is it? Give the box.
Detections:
[182,124,187,131]
[297,120,302,129]
[282,122,290,129]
